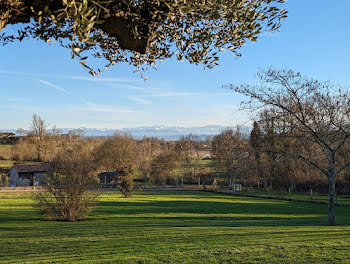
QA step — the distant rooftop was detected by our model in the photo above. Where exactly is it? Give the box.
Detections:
[12,164,50,173]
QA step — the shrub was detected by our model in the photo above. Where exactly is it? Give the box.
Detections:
[34,145,99,221]
[0,173,9,187]
[119,170,134,198]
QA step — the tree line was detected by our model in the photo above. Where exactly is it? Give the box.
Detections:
[4,68,350,225]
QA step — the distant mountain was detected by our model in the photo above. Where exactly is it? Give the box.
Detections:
[0,125,251,140]
[63,125,229,140]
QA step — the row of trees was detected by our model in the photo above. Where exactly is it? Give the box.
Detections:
[11,117,208,187]
[227,68,350,226]
[10,71,350,226]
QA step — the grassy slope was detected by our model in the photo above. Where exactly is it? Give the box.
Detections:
[0,191,350,264]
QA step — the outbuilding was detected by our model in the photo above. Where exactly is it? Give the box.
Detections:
[98,171,118,184]
[9,164,50,187]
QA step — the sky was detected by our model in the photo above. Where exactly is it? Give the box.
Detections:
[1,0,350,129]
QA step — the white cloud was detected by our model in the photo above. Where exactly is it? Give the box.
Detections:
[105,83,146,91]
[142,91,234,97]
[80,101,135,113]
[39,80,70,95]
[70,76,139,83]
[128,96,152,105]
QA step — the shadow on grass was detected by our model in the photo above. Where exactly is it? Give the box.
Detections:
[92,197,339,227]
[1,191,349,228]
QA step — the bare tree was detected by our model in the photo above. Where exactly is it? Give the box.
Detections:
[34,144,99,221]
[138,137,161,185]
[211,128,248,187]
[150,150,180,185]
[176,134,200,185]
[95,133,136,197]
[30,114,47,140]
[230,68,350,225]
[30,114,48,161]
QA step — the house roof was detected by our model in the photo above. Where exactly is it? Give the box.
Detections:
[12,164,50,173]
[98,171,118,177]
[0,132,15,137]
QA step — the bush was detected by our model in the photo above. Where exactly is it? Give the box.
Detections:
[119,172,134,198]
[34,145,99,221]
[0,173,9,187]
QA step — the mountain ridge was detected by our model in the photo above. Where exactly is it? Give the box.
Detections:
[0,125,250,140]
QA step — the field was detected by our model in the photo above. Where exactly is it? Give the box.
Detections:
[1,191,350,263]
[239,190,350,206]
[0,160,42,170]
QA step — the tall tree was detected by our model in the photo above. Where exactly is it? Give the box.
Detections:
[0,0,287,75]
[230,68,350,225]
[138,137,161,185]
[176,134,200,185]
[95,133,136,197]
[211,128,247,186]
[30,114,48,161]
[249,121,263,185]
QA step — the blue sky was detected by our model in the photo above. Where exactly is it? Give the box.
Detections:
[1,0,350,129]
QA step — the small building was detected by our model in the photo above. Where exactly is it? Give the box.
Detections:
[9,164,50,187]
[0,132,15,138]
[0,132,16,144]
[98,171,118,184]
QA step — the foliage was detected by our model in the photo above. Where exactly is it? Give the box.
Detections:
[95,133,137,197]
[119,170,134,198]
[0,0,287,76]
[1,191,350,263]
[34,145,99,221]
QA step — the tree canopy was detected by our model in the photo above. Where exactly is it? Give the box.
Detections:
[0,0,287,76]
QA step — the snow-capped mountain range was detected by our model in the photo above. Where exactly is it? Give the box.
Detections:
[1,125,247,140]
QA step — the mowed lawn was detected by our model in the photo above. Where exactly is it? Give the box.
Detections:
[1,191,350,263]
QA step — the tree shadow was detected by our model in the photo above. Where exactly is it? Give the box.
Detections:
[94,193,350,227]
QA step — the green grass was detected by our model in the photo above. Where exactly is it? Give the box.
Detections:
[242,190,350,205]
[1,191,350,263]
[0,160,42,170]
[0,160,15,169]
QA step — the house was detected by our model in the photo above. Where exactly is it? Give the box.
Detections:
[0,132,15,138]
[98,171,118,184]
[0,132,16,144]
[9,164,50,187]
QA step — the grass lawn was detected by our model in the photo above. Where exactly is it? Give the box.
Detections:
[242,190,350,205]
[0,160,42,170]
[0,191,350,263]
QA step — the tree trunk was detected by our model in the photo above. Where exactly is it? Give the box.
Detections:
[328,175,336,226]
